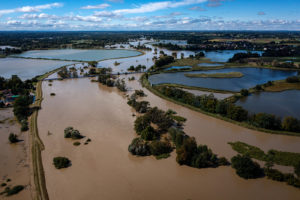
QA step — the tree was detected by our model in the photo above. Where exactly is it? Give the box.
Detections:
[141,126,156,141]
[134,115,151,135]
[231,154,264,179]
[176,137,197,165]
[53,157,71,169]
[250,113,281,130]
[8,133,18,143]
[240,89,249,96]
[295,161,300,177]
[282,116,300,132]
[150,141,172,156]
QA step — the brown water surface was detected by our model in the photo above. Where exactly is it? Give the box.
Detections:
[38,77,300,200]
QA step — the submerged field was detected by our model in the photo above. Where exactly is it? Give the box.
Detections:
[36,75,300,200]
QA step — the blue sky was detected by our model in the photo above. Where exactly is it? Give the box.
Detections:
[0,0,300,30]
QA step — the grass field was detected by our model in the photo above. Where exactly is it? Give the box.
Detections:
[229,141,300,167]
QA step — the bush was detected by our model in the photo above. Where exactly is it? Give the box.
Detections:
[50,93,56,96]
[8,133,18,143]
[134,115,151,135]
[64,127,84,139]
[73,142,81,146]
[53,157,71,169]
[231,154,264,179]
[295,161,300,177]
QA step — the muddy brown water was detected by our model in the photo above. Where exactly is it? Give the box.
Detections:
[38,76,300,200]
[0,108,31,200]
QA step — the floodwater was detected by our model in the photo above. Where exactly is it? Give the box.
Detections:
[149,67,297,92]
[203,50,263,62]
[16,49,142,61]
[0,108,31,200]
[165,66,192,70]
[97,41,195,73]
[0,58,74,80]
[38,76,300,200]
[236,90,300,119]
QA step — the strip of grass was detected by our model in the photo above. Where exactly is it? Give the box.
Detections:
[184,72,244,78]
[228,141,300,167]
[263,80,300,92]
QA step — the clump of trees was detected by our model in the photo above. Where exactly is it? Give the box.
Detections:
[128,137,151,156]
[154,56,174,69]
[231,154,264,179]
[13,95,33,131]
[168,127,229,168]
[127,65,146,72]
[57,67,70,79]
[53,157,71,169]
[64,127,84,139]
[228,52,260,63]
[240,89,249,96]
[127,99,149,113]
[0,75,34,95]
[8,133,19,143]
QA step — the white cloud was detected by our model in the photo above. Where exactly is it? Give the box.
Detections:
[114,0,208,14]
[189,6,206,11]
[19,13,59,20]
[81,3,110,10]
[0,3,63,15]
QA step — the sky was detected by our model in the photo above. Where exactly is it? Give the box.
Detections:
[0,0,300,31]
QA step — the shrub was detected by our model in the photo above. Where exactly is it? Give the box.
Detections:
[8,133,18,143]
[50,93,56,96]
[1,183,6,187]
[231,154,264,179]
[295,161,300,177]
[73,142,81,146]
[53,157,71,169]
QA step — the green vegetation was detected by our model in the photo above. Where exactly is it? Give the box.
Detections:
[127,64,146,72]
[154,56,174,69]
[228,141,300,167]
[263,79,300,92]
[168,127,229,168]
[13,95,33,131]
[1,183,7,187]
[184,72,244,78]
[8,133,19,143]
[64,127,84,139]
[0,185,24,196]
[231,154,264,179]
[50,93,56,96]
[53,157,71,169]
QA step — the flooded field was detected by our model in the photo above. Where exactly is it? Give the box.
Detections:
[236,90,300,119]
[149,67,297,92]
[16,49,142,62]
[0,108,31,200]
[0,58,74,80]
[37,76,300,200]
